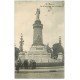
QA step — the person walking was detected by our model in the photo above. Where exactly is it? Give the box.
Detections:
[23,60,28,69]
[16,60,20,73]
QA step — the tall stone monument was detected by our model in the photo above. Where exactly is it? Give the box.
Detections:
[27,9,54,63]
[32,8,43,46]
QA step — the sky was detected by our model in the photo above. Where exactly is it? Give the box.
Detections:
[15,1,64,51]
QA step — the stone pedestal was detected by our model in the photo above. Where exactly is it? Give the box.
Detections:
[26,45,54,63]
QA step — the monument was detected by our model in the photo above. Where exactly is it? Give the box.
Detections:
[19,33,26,62]
[18,9,64,63]
[26,9,54,63]
[32,8,43,46]
[19,33,24,52]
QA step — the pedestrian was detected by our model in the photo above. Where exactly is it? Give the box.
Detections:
[30,60,33,69]
[16,60,20,73]
[32,60,36,69]
[23,59,28,69]
[34,61,36,69]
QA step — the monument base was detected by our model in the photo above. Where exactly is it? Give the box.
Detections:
[25,45,54,63]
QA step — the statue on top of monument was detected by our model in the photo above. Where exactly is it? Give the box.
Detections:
[35,8,40,20]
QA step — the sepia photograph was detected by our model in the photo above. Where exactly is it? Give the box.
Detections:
[1,0,80,80]
[15,0,64,79]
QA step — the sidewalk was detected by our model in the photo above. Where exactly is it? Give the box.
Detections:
[15,67,64,73]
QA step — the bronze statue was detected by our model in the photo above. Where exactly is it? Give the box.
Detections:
[35,8,40,20]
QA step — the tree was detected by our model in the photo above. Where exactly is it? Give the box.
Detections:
[15,47,20,60]
[52,43,64,59]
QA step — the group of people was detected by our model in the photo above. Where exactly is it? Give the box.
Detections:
[15,59,36,73]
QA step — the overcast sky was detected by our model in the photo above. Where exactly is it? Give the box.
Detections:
[15,1,64,51]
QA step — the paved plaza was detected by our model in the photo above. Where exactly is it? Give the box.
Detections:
[15,66,64,79]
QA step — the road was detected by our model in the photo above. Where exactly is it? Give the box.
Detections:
[15,66,64,79]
